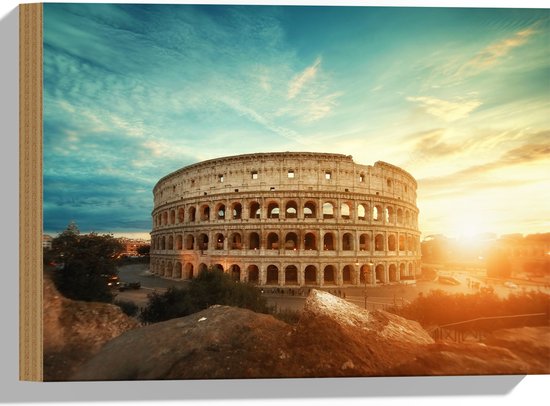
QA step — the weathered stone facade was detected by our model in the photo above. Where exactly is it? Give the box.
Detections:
[150,152,421,287]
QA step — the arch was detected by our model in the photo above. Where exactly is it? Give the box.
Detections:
[285,200,298,219]
[248,232,260,250]
[200,204,210,221]
[304,265,317,285]
[342,265,353,284]
[215,233,225,250]
[178,207,185,223]
[247,265,259,284]
[266,265,279,284]
[360,264,372,284]
[185,234,195,250]
[322,202,334,219]
[165,262,173,278]
[373,205,382,221]
[174,262,182,279]
[268,202,280,219]
[229,232,243,250]
[407,235,413,251]
[285,265,298,285]
[303,201,316,219]
[408,263,414,276]
[399,263,406,278]
[185,263,194,279]
[323,265,336,285]
[340,203,351,219]
[216,203,226,220]
[198,263,208,275]
[357,204,366,220]
[359,233,370,251]
[160,236,166,250]
[230,264,241,281]
[162,211,168,225]
[167,235,174,250]
[385,206,394,223]
[198,233,209,251]
[304,232,317,250]
[388,234,396,251]
[405,210,411,226]
[267,232,279,250]
[285,232,299,250]
[375,264,385,284]
[232,202,242,219]
[399,235,405,251]
[176,234,183,250]
[375,234,384,251]
[188,206,196,222]
[213,263,224,272]
[170,210,176,224]
[249,201,261,219]
[323,232,335,250]
[389,264,398,282]
[342,232,354,251]
[397,208,403,224]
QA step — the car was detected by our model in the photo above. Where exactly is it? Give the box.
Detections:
[118,281,141,292]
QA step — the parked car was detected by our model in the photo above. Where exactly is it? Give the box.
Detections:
[118,281,141,292]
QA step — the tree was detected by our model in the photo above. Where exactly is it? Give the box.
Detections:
[137,244,150,256]
[49,223,124,302]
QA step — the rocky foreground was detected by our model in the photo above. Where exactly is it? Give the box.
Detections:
[44,279,550,381]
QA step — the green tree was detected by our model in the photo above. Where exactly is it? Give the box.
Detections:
[49,223,124,302]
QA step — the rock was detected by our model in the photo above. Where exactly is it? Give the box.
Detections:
[43,275,139,381]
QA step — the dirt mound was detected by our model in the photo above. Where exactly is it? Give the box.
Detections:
[43,276,139,381]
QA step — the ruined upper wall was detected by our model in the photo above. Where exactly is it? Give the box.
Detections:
[153,152,418,207]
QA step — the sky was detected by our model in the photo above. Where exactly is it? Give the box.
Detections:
[42,3,550,240]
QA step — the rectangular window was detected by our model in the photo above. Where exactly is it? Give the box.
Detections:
[251,171,258,179]
[359,174,364,182]
[325,171,332,180]
[218,174,224,183]
[288,170,295,178]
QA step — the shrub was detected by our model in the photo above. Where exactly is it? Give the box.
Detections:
[114,300,139,317]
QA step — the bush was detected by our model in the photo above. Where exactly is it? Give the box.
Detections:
[114,300,139,317]
[140,267,269,323]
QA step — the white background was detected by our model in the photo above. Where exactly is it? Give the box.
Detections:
[1,1,548,405]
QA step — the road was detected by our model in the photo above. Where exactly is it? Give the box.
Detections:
[114,263,550,311]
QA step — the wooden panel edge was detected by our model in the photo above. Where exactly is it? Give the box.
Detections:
[19,2,43,382]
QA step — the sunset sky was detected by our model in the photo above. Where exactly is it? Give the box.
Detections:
[42,3,550,240]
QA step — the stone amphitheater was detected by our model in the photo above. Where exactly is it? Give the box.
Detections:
[150,152,421,287]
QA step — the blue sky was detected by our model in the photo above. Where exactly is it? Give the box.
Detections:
[43,4,550,239]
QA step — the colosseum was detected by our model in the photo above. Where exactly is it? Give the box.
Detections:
[150,152,421,287]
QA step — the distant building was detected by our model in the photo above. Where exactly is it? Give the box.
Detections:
[495,233,550,277]
[42,234,53,250]
[117,238,150,257]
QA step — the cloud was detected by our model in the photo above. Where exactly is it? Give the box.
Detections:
[407,96,482,122]
[288,57,322,100]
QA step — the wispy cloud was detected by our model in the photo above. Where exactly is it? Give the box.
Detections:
[288,57,322,100]
[407,96,482,122]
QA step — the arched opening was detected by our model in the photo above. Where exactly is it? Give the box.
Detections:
[408,263,414,276]
[178,207,185,223]
[185,263,194,280]
[198,263,208,275]
[375,264,385,284]
[388,234,396,251]
[285,201,298,219]
[200,205,210,221]
[160,236,166,250]
[214,233,224,250]
[342,265,353,284]
[389,264,397,282]
[285,232,299,250]
[216,204,226,220]
[375,234,384,251]
[230,265,241,281]
[268,202,279,219]
[323,265,336,285]
[323,233,335,250]
[249,201,260,219]
[170,210,176,224]
[359,234,370,251]
[230,232,243,250]
[188,206,196,222]
[360,264,372,284]
[407,235,413,251]
[248,232,260,250]
[405,210,411,226]
[304,232,317,250]
[176,235,183,250]
[232,202,242,219]
[185,234,195,250]
[247,265,259,284]
[342,233,353,251]
[285,265,298,285]
[267,232,279,250]
[266,265,279,284]
[357,204,366,220]
[322,202,334,219]
[162,211,168,225]
[373,205,382,221]
[385,206,394,223]
[165,262,173,278]
[168,236,174,250]
[397,208,403,224]
[198,233,209,251]
[304,265,317,285]
[213,263,224,272]
[399,235,405,251]
[303,201,316,219]
[400,263,406,278]
[340,203,351,219]
[174,262,182,279]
